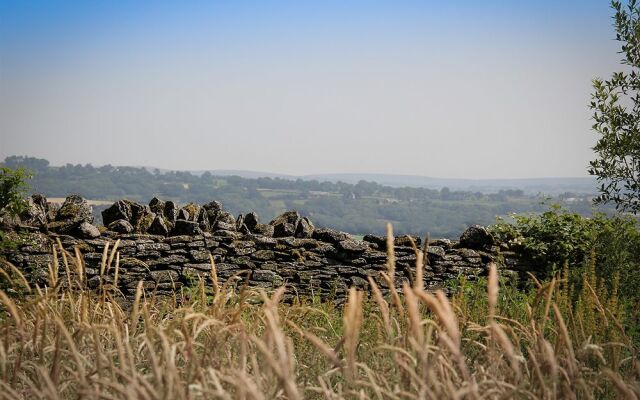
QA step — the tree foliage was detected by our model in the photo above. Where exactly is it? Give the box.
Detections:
[491,206,640,304]
[590,0,640,213]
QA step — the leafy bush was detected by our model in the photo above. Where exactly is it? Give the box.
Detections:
[490,206,640,324]
[492,205,598,267]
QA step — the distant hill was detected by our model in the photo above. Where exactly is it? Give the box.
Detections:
[159,170,597,196]
[302,174,598,195]
[207,170,295,180]
[141,167,294,180]
[140,167,598,195]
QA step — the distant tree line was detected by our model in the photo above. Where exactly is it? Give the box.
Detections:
[1,156,608,238]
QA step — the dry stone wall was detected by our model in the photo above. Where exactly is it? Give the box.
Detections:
[1,195,534,302]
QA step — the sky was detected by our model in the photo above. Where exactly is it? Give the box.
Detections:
[0,0,625,179]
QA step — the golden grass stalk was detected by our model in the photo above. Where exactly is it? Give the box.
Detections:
[106,239,120,275]
[413,250,424,292]
[385,223,395,278]
[367,276,392,339]
[0,260,30,292]
[343,287,363,383]
[0,233,636,399]
[209,253,220,297]
[113,251,120,289]
[0,290,21,328]
[99,242,110,282]
[487,262,498,321]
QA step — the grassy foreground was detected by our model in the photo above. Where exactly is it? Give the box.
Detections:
[0,235,638,399]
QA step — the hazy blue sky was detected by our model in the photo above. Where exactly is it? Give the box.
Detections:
[0,1,624,178]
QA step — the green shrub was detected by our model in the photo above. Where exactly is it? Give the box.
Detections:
[490,206,640,341]
[491,205,598,268]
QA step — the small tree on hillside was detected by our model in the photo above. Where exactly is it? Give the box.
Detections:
[590,0,640,213]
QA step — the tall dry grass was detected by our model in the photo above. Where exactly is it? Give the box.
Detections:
[0,229,638,399]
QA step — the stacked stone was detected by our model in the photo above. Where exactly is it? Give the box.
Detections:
[2,195,531,303]
[100,197,300,238]
[0,193,100,239]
